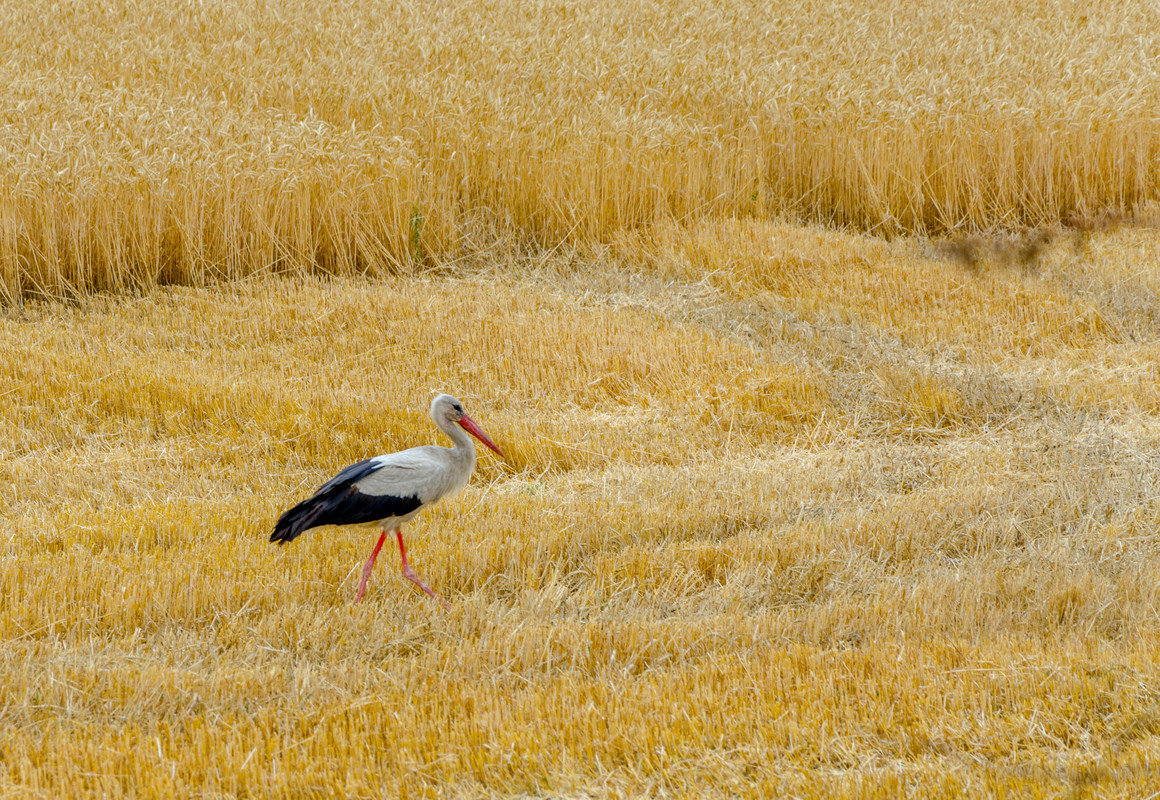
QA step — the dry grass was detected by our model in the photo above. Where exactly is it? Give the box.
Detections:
[3,220,1160,796]
[3,0,1160,299]
[5,0,1160,795]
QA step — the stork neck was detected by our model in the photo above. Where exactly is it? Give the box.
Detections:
[437,416,476,454]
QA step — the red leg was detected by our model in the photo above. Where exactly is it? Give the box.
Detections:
[395,529,450,610]
[355,530,388,604]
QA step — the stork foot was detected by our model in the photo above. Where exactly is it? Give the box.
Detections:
[401,564,451,610]
[393,528,450,610]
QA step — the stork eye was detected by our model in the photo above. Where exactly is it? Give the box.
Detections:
[453,403,464,414]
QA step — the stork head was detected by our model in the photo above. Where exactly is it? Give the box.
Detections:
[431,394,504,457]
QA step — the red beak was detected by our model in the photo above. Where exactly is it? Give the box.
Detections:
[458,413,504,458]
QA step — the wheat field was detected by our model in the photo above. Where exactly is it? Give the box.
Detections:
[2,0,1160,300]
[5,0,1160,797]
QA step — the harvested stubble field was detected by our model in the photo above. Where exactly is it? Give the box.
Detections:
[5,223,1160,797]
[4,0,1160,798]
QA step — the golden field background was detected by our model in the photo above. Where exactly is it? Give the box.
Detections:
[2,0,1160,300]
[3,0,1160,797]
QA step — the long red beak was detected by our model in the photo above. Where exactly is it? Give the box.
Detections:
[458,413,504,458]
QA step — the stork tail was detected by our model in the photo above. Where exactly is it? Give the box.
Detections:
[270,497,326,544]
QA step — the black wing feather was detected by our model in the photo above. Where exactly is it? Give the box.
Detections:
[314,458,383,494]
[270,458,422,544]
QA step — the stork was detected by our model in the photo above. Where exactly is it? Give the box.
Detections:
[270,394,503,607]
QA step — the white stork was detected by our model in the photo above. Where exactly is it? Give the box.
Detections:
[270,394,503,607]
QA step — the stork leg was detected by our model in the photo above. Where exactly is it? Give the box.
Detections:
[395,528,450,610]
[355,530,388,604]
